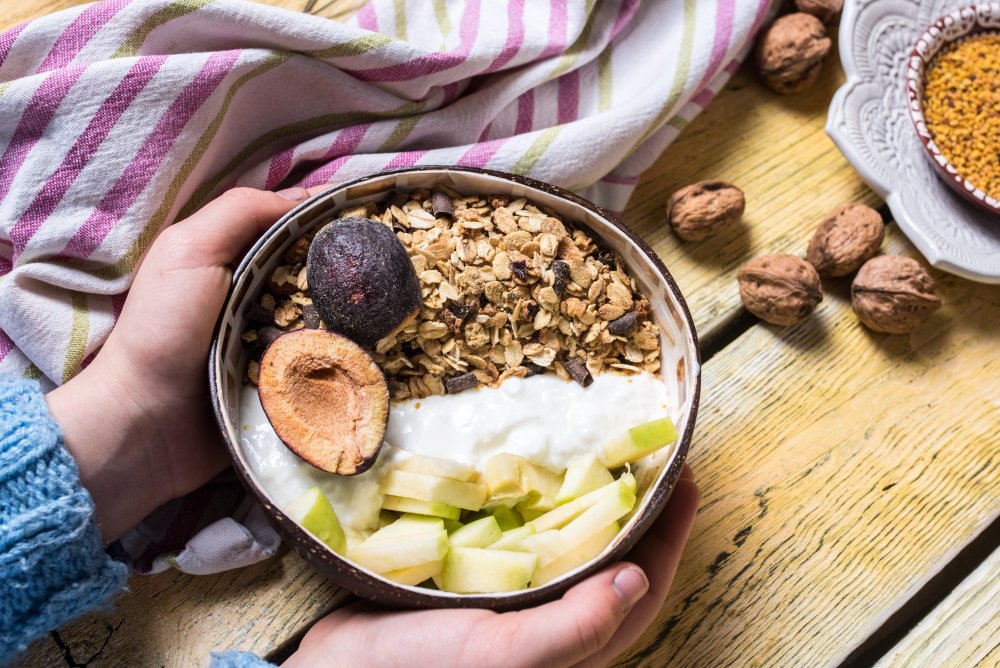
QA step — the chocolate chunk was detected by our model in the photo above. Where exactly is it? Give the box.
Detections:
[247,302,274,325]
[597,249,618,268]
[301,304,321,329]
[431,191,454,217]
[510,260,529,282]
[446,299,476,324]
[563,358,594,388]
[523,301,540,321]
[521,362,546,377]
[551,260,570,296]
[253,325,284,358]
[387,190,409,208]
[608,311,639,337]
[445,372,479,394]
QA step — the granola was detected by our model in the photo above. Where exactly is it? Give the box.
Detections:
[242,187,663,401]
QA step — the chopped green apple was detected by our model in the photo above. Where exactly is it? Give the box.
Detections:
[556,453,614,504]
[449,516,503,548]
[381,470,488,511]
[557,478,635,554]
[488,525,536,551]
[381,559,443,586]
[483,453,562,508]
[518,529,564,566]
[441,547,538,593]
[529,472,636,533]
[284,486,346,555]
[394,451,477,482]
[382,495,461,520]
[598,417,677,468]
[349,516,448,573]
[531,522,619,587]
[492,505,523,531]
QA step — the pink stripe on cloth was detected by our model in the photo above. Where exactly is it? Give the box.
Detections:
[264,148,294,190]
[697,0,735,89]
[9,57,165,257]
[0,22,27,67]
[0,330,13,364]
[383,149,428,169]
[297,123,371,187]
[0,64,87,204]
[600,173,640,185]
[609,0,641,40]
[38,0,129,73]
[557,69,579,124]
[61,51,239,259]
[724,58,740,75]
[515,89,534,134]
[348,0,481,82]
[482,0,525,74]
[539,0,568,59]
[456,136,509,168]
[0,256,11,277]
[751,0,772,33]
[355,2,379,32]
[692,87,715,107]
[477,121,493,142]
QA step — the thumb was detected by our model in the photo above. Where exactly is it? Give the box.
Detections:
[499,563,649,666]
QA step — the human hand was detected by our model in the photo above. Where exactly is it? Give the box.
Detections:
[46,186,312,542]
[284,466,699,668]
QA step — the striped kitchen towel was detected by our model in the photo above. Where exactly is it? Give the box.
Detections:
[0,0,773,573]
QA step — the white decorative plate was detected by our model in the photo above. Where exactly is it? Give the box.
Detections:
[827,0,1000,284]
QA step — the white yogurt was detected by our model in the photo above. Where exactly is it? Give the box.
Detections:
[239,373,674,530]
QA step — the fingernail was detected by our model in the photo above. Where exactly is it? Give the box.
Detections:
[612,566,648,610]
[275,187,307,201]
[680,465,695,483]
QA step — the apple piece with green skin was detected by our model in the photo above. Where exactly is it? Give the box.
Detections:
[441,547,538,593]
[556,453,614,504]
[349,516,448,573]
[284,486,346,555]
[488,525,536,551]
[531,522,619,587]
[394,450,477,482]
[492,505,523,531]
[449,516,503,548]
[598,416,677,468]
[483,453,563,509]
[382,495,461,520]
[518,529,564,566]
[529,472,636,533]
[381,559,443,586]
[381,470,488,511]
[556,477,635,555]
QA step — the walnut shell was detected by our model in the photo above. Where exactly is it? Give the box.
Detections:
[755,13,832,94]
[666,180,745,241]
[851,256,941,333]
[795,0,843,24]
[806,203,885,276]
[738,254,823,326]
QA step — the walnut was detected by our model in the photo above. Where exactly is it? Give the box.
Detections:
[755,13,832,94]
[666,180,745,241]
[738,254,823,326]
[806,203,885,276]
[795,0,843,24]
[851,256,941,333]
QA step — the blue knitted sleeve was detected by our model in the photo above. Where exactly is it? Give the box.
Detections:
[210,650,277,667]
[0,376,129,660]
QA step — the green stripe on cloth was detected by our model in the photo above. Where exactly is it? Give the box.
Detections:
[394,0,408,41]
[628,0,697,154]
[63,292,89,383]
[305,33,393,59]
[433,0,453,37]
[23,364,42,380]
[510,126,561,175]
[113,0,214,59]
[668,115,690,132]
[96,52,290,280]
[378,111,423,151]
[597,46,613,112]
[177,99,425,219]
[548,0,601,81]
[0,82,10,98]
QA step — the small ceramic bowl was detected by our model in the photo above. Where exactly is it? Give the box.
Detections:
[905,3,1000,216]
[209,166,700,611]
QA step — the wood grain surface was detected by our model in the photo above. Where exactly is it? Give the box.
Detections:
[5,0,999,666]
[876,548,1000,668]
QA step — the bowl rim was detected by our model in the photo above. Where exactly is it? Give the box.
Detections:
[208,165,701,610]
[904,3,1000,217]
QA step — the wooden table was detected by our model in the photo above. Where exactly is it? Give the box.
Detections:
[9,1,999,666]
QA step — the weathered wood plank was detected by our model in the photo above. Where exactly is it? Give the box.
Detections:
[876,547,1000,668]
[612,228,1000,667]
